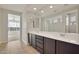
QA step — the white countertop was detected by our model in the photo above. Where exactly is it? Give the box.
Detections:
[29,31,79,45]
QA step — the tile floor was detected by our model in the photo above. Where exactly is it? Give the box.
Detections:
[0,40,39,54]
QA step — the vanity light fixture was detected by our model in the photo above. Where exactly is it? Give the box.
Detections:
[41,10,44,13]
[33,8,37,10]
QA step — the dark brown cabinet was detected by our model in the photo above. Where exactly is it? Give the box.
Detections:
[44,38,56,54]
[28,33,79,54]
[31,34,36,48]
[56,40,79,54]
[35,35,44,54]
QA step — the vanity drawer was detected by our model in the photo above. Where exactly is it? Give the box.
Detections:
[36,46,44,54]
[35,35,43,41]
[36,41,43,49]
[36,38,43,44]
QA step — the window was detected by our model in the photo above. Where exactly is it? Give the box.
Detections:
[8,14,20,31]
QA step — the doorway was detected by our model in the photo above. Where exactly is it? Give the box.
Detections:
[8,14,21,42]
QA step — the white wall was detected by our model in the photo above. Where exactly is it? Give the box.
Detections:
[0,8,8,43]
[22,12,28,45]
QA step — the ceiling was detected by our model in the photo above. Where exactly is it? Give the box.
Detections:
[0,4,26,12]
[0,4,79,18]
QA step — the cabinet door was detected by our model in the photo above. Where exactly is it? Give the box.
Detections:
[44,38,55,54]
[31,34,36,48]
[35,35,44,54]
[56,40,79,54]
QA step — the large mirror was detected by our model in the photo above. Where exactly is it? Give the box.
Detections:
[40,9,78,33]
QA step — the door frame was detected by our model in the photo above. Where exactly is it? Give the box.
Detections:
[7,10,22,42]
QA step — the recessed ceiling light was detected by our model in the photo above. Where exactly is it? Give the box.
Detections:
[49,5,53,8]
[33,8,37,10]
[41,10,44,13]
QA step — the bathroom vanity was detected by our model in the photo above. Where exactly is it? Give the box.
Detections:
[28,31,79,54]
[27,6,79,54]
